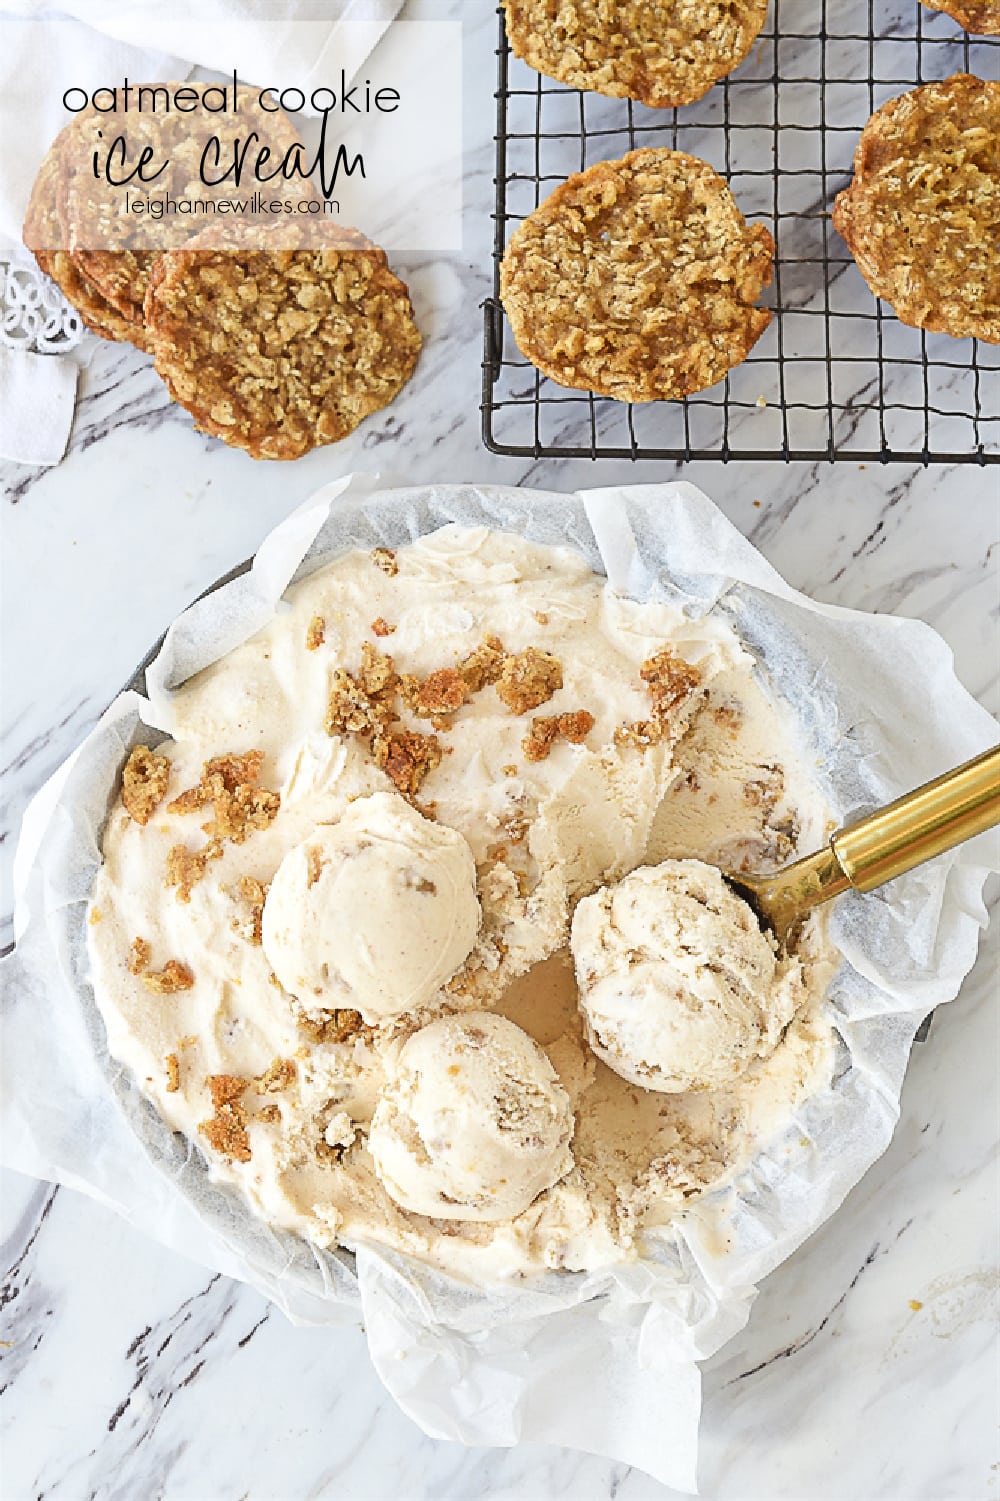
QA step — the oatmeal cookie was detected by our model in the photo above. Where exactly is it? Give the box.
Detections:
[500,147,774,402]
[61,87,301,337]
[920,0,1000,33]
[22,123,154,348]
[144,220,422,459]
[502,0,769,108]
[832,75,1000,342]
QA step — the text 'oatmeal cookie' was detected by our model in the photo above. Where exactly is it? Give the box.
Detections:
[920,0,1000,34]
[500,147,774,402]
[502,0,769,108]
[144,219,422,459]
[832,74,1000,344]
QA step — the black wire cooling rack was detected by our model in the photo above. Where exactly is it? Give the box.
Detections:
[482,1,1000,463]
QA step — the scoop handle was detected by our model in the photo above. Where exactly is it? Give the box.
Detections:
[831,743,1000,893]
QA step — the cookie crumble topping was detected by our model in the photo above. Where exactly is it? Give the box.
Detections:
[122,745,171,826]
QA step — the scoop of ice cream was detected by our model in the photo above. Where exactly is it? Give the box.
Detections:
[368,1011,574,1221]
[261,792,480,1023]
[571,859,803,1093]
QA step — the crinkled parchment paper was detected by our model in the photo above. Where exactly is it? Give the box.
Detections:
[3,476,997,1492]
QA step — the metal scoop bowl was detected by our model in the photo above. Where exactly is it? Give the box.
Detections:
[726,744,1000,948]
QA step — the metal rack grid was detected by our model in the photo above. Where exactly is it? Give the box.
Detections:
[482,1,1000,463]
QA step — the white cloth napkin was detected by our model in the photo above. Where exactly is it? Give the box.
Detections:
[0,0,403,464]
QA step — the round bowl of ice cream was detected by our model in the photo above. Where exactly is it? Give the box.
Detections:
[16,477,995,1478]
[83,480,853,1281]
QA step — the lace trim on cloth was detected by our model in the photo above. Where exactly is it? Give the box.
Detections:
[1,256,83,354]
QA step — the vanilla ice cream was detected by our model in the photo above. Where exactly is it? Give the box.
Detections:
[261,793,480,1023]
[572,860,805,1093]
[369,1012,574,1221]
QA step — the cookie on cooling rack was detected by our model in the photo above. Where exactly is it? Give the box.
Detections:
[832,74,1000,343]
[144,221,422,460]
[502,0,769,108]
[499,147,774,403]
[920,0,1000,35]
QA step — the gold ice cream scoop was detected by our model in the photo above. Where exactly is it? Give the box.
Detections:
[727,744,1000,945]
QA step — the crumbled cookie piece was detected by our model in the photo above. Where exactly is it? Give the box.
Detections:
[165,1053,180,1093]
[169,752,280,846]
[128,936,152,975]
[140,959,195,994]
[641,648,702,715]
[306,615,326,651]
[359,642,396,697]
[231,875,267,945]
[257,1104,281,1124]
[497,647,563,714]
[371,616,396,637]
[315,1107,359,1163]
[500,147,774,402]
[523,709,596,762]
[503,0,769,109]
[326,667,382,737]
[616,647,703,750]
[199,1074,251,1163]
[832,75,1000,341]
[403,667,468,718]
[380,728,442,798]
[298,1007,374,1045]
[165,841,222,902]
[326,648,442,799]
[458,635,507,693]
[121,745,171,826]
[371,547,399,576]
[326,648,398,751]
[744,764,784,808]
[255,1058,297,1094]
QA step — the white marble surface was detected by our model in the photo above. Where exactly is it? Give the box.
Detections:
[2,3,999,1497]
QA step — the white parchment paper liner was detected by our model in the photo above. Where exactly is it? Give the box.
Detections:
[3,476,997,1493]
